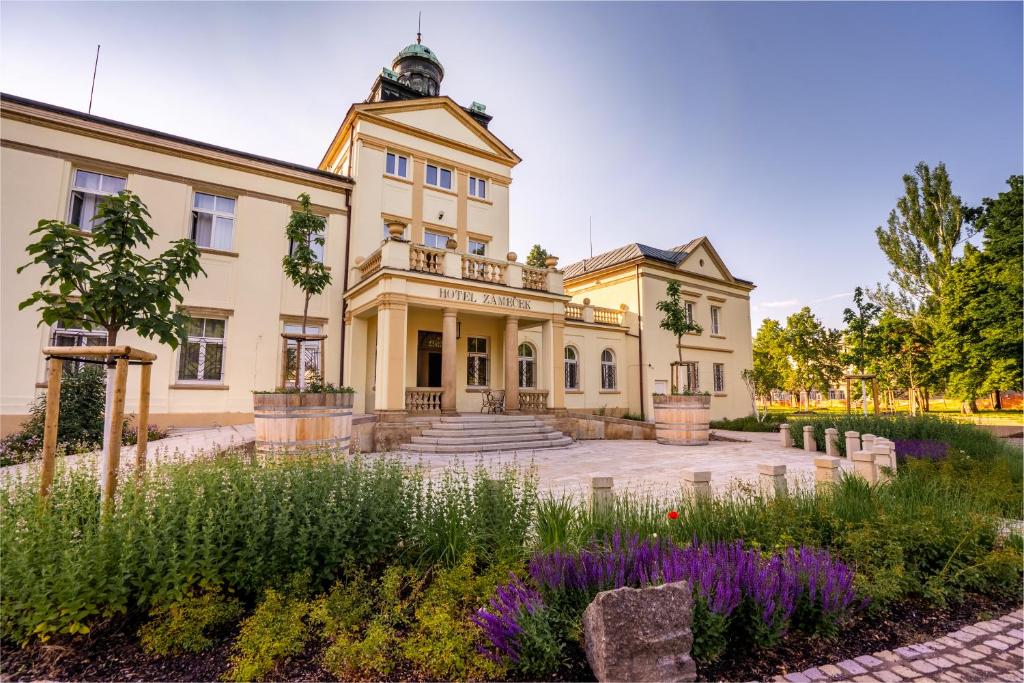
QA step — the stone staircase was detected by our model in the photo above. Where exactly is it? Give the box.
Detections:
[400,414,574,454]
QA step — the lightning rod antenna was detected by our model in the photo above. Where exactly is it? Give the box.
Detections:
[88,45,100,114]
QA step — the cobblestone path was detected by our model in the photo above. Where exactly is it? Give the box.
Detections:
[775,609,1024,682]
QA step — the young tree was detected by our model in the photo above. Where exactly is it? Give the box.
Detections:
[935,176,1023,413]
[19,190,204,457]
[872,162,965,315]
[751,319,789,405]
[281,193,331,391]
[783,307,843,410]
[655,281,703,392]
[525,244,550,269]
[872,312,931,415]
[842,287,881,415]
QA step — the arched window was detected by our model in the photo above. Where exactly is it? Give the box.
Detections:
[564,346,580,390]
[518,343,536,388]
[600,349,617,390]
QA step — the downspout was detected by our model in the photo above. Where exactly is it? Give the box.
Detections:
[338,134,356,386]
[635,263,645,420]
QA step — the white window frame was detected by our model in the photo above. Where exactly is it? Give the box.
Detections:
[282,323,324,388]
[710,306,721,335]
[177,317,227,383]
[51,322,107,373]
[385,151,409,179]
[713,363,725,393]
[468,238,487,257]
[423,229,450,250]
[191,192,236,251]
[683,301,695,325]
[674,361,699,392]
[466,336,489,387]
[67,169,127,231]
[425,163,453,190]
[518,342,536,389]
[468,175,487,199]
[564,345,580,391]
[600,349,617,390]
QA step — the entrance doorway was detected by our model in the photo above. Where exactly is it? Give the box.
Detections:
[416,331,443,387]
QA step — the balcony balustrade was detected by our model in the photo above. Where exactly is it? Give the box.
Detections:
[406,388,443,413]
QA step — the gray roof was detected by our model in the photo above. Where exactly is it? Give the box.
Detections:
[562,239,699,280]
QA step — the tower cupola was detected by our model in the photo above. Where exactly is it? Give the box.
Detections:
[392,33,443,97]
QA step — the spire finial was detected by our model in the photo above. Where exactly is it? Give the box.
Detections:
[416,11,422,44]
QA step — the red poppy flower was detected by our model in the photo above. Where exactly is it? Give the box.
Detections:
[667,510,679,520]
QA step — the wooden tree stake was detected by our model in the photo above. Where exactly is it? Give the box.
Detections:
[135,362,152,475]
[101,357,129,509]
[39,357,64,498]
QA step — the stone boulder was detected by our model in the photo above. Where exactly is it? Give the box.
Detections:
[582,580,696,682]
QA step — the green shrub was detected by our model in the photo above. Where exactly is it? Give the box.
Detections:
[710,414,786,432]
[0,455,537,643]
[225,588,312,682]
[323,622,397,680]
[139,588,243,655]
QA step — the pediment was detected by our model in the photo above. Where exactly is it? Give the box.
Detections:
[676,238,735,283]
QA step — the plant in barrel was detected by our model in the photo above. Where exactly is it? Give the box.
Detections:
[656,280,703,393]
[18,190,204,471]
[282,193,331,390]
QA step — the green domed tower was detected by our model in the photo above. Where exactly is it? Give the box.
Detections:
[392,35,443,97]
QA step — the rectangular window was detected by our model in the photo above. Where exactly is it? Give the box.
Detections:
[713,363,725,393]
[674,362,699,392]
[425,164,453,190]
[423,230,449,249]
[468,176,487,199]
[51,322,106,374]
[466,336,489,387]
[385,152,409,178]
[191,192,236,250]
[683,302,695,325]
[67,170,127,231]
[468,238,487,256]
[283,323,323,387]
[178,317,226,382]
[288,216,327,263]
[710,306,721,335]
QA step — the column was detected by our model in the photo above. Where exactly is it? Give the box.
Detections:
[374,300,408,415]
[504,316,520,412]
[441,308,458,414]
[345,313,369,414]
[542,317,565,412]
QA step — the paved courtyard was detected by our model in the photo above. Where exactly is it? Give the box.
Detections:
[1,424,849,496]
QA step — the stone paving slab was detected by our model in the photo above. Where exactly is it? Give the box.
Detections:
[775,609,1024,683]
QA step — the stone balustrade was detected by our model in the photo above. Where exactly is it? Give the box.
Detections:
[565,302,585,320]
[405,388,443,413]
[461,254,507,284]
[522,265,547,291]
[409,244,444,274]
[519,389,549,413]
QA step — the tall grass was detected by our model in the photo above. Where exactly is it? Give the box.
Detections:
[0,454,536,643]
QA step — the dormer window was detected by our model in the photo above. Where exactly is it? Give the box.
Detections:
[426,164,452,190]
[386,152,409,179]
[469,176,487,199]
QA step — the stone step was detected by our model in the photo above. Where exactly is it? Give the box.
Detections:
[421,425,556,438]
[438,414,539,424]
[402,436,574,454]
[410,431,566,446]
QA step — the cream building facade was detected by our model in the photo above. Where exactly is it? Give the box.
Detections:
[0,38,755,436]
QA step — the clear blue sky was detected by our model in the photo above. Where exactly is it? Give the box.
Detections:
[3,2,1020,328]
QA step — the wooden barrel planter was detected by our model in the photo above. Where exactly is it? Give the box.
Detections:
[253,392,353,453]
[653,394,711,446]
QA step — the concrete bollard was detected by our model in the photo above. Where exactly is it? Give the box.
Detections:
[779,423,793,448]
[803,425,817,453]
[814,456,842,491]
[873,440,897,483]
[591,476,614,515]
[682,469,712,499]
[758,463,788,497]
[861,433,876,453]
[825,428,839,457]
[851,449,877,485]
[844,430,861,457]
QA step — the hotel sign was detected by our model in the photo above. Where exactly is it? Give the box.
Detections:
[439,287,532,310]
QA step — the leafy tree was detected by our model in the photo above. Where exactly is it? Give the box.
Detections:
[783,307,843,409]
[935,176,1023,412]
[751,319,789,404]
[18,190,204,458]
[525,244,550,269]
[871,312,931,414]
[842,287,881,414]
[281,193,331,391]
[872,162,965,315]
[655,281,703,391]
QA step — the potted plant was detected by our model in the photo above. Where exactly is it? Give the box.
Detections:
[253,193,354,453]
[652,281,710,445]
